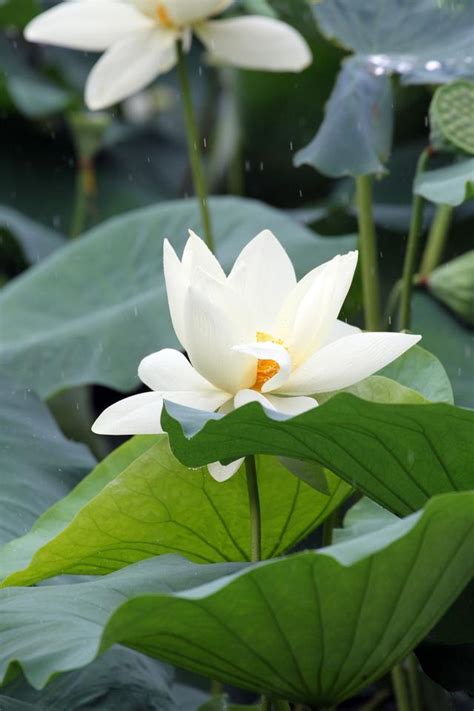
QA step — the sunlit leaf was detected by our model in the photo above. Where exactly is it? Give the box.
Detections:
[0,493,472,705]
[0,437,349,586]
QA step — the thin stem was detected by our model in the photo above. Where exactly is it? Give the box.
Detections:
[322,510,337,547]
[419,203,453,277]
[355,175,381,331]
[398,148,430,331]
[210,679,223,696]
[70,158,96,238]
[245,455,262,563]
[407,654,423,711]
[391,663,411,711]
[273,702,291,711]
[176,42,215,252]
[384,278,403,329]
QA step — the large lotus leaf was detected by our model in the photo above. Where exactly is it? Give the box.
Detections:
[0,197,356,399]
[415,159,474,206]
[294,56,393,177]
[0,374,95,546]
[162,394,474,516]
[411,291,474,408]
[0,205,63,264]
[0,493,472,705]
[0,436,350,587]
[0,36,72,118]
[313,0,474,85]
[2,648,178,711]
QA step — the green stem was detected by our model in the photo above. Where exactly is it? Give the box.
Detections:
[355,175,381,331]
[70,158,96,238]
[384,278,403,329]
[322,510,337,547]
[391,663,411,711]
[419,203,453,277]
[245,455,262,563]
[176,42,215,252]
[407,654,423,711]
[398,148,430,331]
[273,702,291,711]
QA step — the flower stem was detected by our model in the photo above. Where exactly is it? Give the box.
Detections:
[176,41,215,252]
[398,148,430,331]
[419,203,453,277]
[407,654,423,711]
[322,509,337,547]
[70,158,96,238]
[355,175,381,331]
[245,455,262,563]
[391,663,411,711]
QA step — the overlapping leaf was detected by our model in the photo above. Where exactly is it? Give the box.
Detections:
[162,394,474,516]
[0,494,472,705]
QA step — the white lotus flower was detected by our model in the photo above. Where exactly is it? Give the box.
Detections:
[24,0,312,110]
[93,230,421,482]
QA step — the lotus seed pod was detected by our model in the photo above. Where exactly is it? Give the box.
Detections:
[429,80,474,155]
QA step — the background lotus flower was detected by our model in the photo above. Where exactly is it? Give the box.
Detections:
[93,230,421,481]
[24,0,312,110]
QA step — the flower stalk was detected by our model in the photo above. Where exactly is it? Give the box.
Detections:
[245,454,262,563]
[419,203,453,278]
[355,175,381,331]
[177,41,215,252]
[398,148,430,331]
[391,663,411,711]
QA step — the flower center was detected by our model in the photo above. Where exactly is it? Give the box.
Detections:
[252,332,284,392]
[156,3,174,27]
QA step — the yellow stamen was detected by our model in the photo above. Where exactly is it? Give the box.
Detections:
[156,3,174,27]
[252,332,285,392]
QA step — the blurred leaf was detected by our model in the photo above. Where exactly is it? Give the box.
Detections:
[313,0,474,85]
[411,290,474,407]
[427,251,474,325]
[162,393,474,516]
[0,438,350,586]
[0,36,73,118]
[2,648,177,710]
[0,494,472,705]
[378,345,454,404]
[0,374,95,547]
[0,197,356,398]
[295,56,393,177]
[0,205,63,264]
[0,0,39,29]
[430,80,474,154]
[415,158,474,206]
